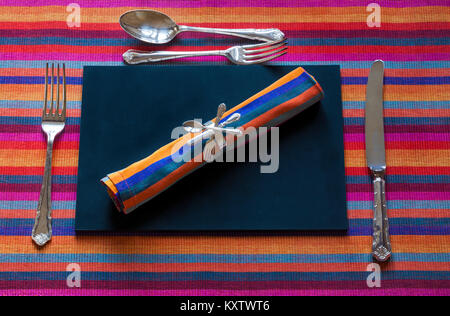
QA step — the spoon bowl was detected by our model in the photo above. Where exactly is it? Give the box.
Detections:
[120,10,179,45]
[120,9,285,45]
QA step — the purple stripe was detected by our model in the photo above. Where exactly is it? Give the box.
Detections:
[0,183,76,192]
[348,192,450,201]
[345,133,450,142]
[1,288,449,296]
[348,183,450,192]
[0,125,79,133]
[1,29,448,38]
[345,125,450,133]
[0,133,79,141]
[1,280,449,290]
[0,0,446,8]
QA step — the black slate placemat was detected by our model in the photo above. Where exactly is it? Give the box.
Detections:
[75,65,347,232]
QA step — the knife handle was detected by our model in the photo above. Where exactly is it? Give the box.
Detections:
[372,175,392,262]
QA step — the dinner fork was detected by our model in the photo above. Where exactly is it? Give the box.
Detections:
[32,63,66,247]
[123,39,287,65]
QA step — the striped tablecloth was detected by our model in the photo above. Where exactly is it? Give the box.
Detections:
[0,0,449,296]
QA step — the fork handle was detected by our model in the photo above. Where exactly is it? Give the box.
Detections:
[372,175,392,262]
[179,25,285,42]
[32,134,55,246]
[123,49,225,64]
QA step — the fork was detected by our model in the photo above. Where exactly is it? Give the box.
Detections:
[123,39,287,65]
[32,63,66,247]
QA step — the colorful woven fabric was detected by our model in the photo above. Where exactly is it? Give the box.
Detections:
[101,67,323,214]
[0,0,449,296]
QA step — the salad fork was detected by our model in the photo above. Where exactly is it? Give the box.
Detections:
[123,39,287,65]
[32,63,66,247]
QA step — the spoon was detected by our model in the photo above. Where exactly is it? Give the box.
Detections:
[119,10,285,45]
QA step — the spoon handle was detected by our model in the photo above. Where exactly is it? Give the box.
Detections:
[123,49,225,64]
[179,25,285,42]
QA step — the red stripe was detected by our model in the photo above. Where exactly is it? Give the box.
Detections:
[346,167,450,176]
[0,140,79,150]
[345,141,450,150]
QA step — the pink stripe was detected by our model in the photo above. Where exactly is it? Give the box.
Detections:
[0,0,445,8]
[0,288,448,296]
[0,133,79,142]
[348,192,450,201]
[1,53,449,62]
[345,133,450,142]
[0,192,75,200]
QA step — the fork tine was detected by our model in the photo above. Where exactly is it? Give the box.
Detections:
[243,41,286,54]
[50,63,54,115]
[56,64,60,115]
[245,46,287,60]
[62,63,66,118]
[43,63,48,117]
[241,38,285,49]
[243,51,287,65]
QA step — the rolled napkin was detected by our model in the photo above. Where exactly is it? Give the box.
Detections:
[101,67,324,214]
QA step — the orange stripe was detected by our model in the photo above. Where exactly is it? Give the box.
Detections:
[0,149,79,167]
[342,85,450,102]
[346,149,450,167]
[0,68,83,77]
[0,141,79,150]
[348,209,450,219]
[0,7,447,23]
[1,235,449,254]
[343,109,450,118]
[0,108,80,117]
[0,84,81,101]
[0,261,448,273]
[342,68,450,77]
[0,209,75,219]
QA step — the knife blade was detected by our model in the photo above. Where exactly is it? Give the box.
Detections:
[365,60,392,262]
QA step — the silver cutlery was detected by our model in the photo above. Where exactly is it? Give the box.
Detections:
[120,10,285,45]
[183,119,242,135]
[32,63,67,247]
[365,60,392,262]
[123,39,287,65]
[183,106,242,159]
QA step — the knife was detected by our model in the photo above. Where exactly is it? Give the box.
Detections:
[365,60,392,262]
